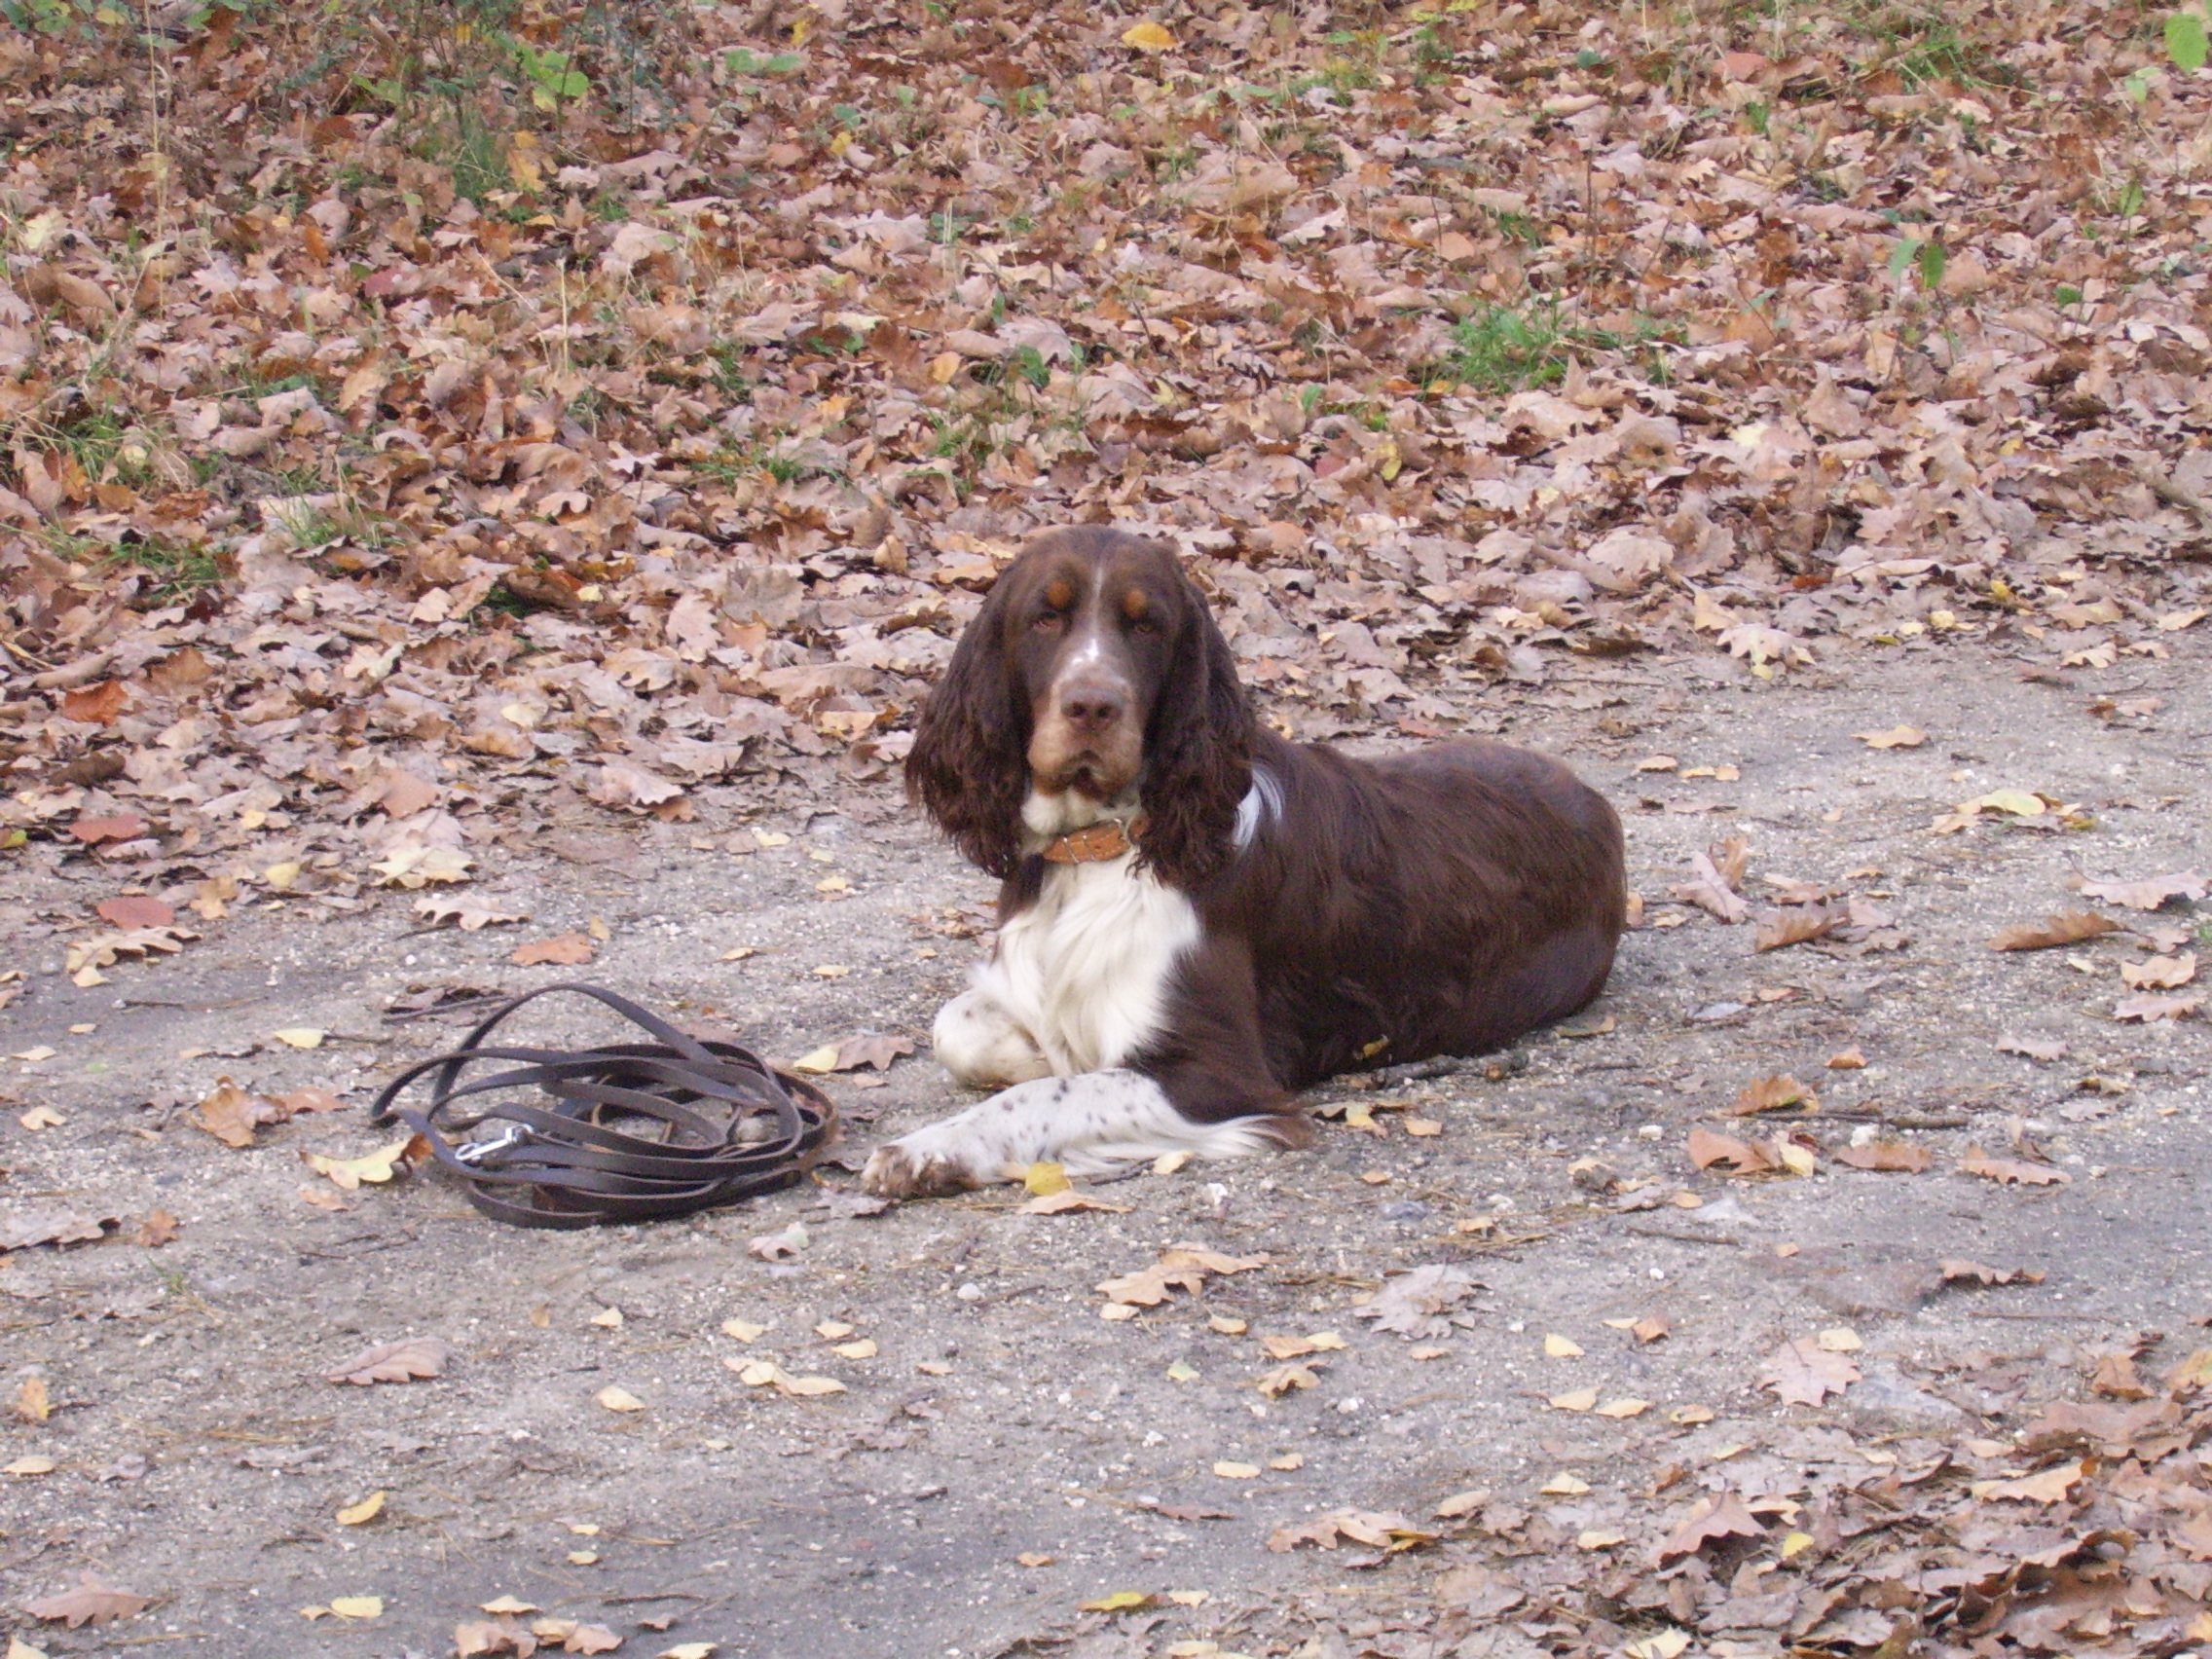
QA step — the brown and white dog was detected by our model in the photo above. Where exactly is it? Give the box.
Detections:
[861,526,1626,1198]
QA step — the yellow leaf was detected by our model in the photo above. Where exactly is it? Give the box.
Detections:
[1167,1588,1210,1606]
[1212,1460,1261,1479]
[481,1596,539,1614]
[791,1045,840,1074]
[568,1550,601,1565]
[1669,1404,1714,1424]
[1208,1314,1248,1335]
[1120,20,1178,50]
[1152,1149,1193,1174]
[302,1135,421,1190]
[5,1455,56,1475]
[595,1385,645,1413]
[1777,1141,1817,1176]
[589,1307,623,1328]
[1961,789,2046,817]
[721,1318,766,1343]
[336,1491,386,1526]
[1577,1528,1627,1550]
[1816,1327,1862,1351]
[1594,1397,1649,1419]
[1023,1161,1071,1197]
[784,1374,849,1397]
[1626,1631,1691,1659]
[659,1645,716,1659]
[273,1026,325,1049]
[1781,1530,1816,1560]
[1548,1386,1599,1412]
[1539,1472,1590,1494]
[328,1595,384,1618]
[831,1339,877,1359]
[1080,1589,1153,1612]
[1543,1333,1584,1357]
[18,1107,63,1130]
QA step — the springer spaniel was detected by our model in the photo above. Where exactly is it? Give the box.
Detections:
[861,526,1626,1198]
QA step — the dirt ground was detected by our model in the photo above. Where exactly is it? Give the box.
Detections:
[4,620,2208,1659]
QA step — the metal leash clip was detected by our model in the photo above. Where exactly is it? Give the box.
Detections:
[454,1124,533,1165]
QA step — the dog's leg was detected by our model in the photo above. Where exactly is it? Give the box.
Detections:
[931,987,1052,1088]
[861,1070,1290,1198]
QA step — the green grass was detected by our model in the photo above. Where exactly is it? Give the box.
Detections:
[1433,304,1683,394]
[97,539,226,604]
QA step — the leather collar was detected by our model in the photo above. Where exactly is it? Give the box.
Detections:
[1041,817,1146,865]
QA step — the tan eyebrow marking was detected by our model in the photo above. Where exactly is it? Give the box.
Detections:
[1045,576,1076,610]
[1121,586,1149,621]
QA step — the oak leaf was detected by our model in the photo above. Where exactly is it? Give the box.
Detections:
[1833,1140,1933,1172]
[327,1336,450,1385]
[1988,910,2118,951]
[1757,1337,1859,1405]
[1959,1148,2071,1186]
[2075,869,2207,910]
[25,1574,151,1628]
[1657,1492,1767,1562]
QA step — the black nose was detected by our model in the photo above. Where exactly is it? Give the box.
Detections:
[1061,689,1124,732]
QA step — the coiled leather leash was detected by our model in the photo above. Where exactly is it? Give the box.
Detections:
[367,983,836,1229]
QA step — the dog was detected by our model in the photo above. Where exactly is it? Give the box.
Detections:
[860,526,1626,1198]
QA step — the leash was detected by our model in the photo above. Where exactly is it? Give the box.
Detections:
[367,983,836,1229]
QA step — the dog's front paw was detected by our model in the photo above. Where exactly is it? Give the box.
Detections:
[861,1141,981,1200]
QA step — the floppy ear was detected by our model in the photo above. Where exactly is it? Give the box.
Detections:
[905,579,1029,879]
[1137,579,1253,888]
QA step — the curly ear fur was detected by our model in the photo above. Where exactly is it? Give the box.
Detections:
[1137,578,1253,888]
[906,581,1029,879]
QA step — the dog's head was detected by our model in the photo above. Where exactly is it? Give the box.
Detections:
[906,527,1254,883]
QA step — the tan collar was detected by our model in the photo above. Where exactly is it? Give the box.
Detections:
[1041,817,1146,865]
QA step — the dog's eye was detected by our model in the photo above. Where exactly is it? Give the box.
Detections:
[1129,617,1160,636]
[1033,611,1065,631]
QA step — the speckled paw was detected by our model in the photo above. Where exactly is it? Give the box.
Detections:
[860,1143,978,1199]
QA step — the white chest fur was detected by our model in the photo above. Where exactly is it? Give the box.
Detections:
[978,855,1200,1076]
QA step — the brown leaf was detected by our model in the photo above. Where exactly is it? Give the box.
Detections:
[1855,724,1926,748]
[377,767,439,819]
[1974,1458,2087,1504]
[15,1376,52,1420]
[1958,1148,2072,1186]
[1657,1492,1768,1562]
[1938,1259,2046,1286]
[1671,841,1750,923]
[26,1573,152,1628]
[1726,1074,1813,1116]
[134,1209,179,1247]
[0,1207,119,1248]
[2074,870,2208,910]
[2113,992,2203,1023]
[1833,1140,1933,1172]
[1686,1127,1774,1173]
[512,933,597,967]
[2091,1352,2151,1400]
[60,680,129,723]
[1267,1508,1432,1553]
[187,1079,289,1148]
[1757,1337,1859,1406]
[1997,1036,2069,1061]
[70,813,149,845]
[830,1033,915,1072]
[95,895,175,929]
[2120,951,2196,989]
[1753,903,1841,951]
[326,1336,450,1385]
[1988,910,2120,951]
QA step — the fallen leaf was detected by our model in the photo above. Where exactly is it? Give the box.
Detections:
[1022,1161,1071,1197]
[271,1026,325,1050]
[1548,1386,1599,1412]
[1998,1036,2069,1061]
[94,895,174,929]
[1435,1488,1490,1517]
[0,1207,119,1249]
[336,1490,386,1525]
[1753,903,1842,951]
[24,1574,151,1628]
[1833,1140,1933,1172]
[1019,1188,1133,1214]
[1119,20,1178,51]
[1594,1397,1649,1419]
[1268,1508,1433,1553]
[1543,1333,1584,1358]
[1989,910,2120,950]
[1959,1148,2072,1185]
[412,896,525,931]
[1972,1458,2087,1503]
[1657,1492,1768,1562]
[595,1385,645,1413]
[15,1378,52,1421]
[749,1222,809,1261]
[1856,724,1927,748]
[1825,1047,1866,1069]
[1578,1528,1628,1549]
[188,1079,288,1147]
[1671,839,1750,923]
[302,1135,425,1190]
[1354,1263,1479,1338]
[327,1337,449,1385]
[2120,951,2196,988]
[1212,1460,1260,1479]
[1686,1127,1776,1174]
[2113,992,2203,1022]
[2075,870,2208,910]
[513,933,597,967]
[1939,1259,2046,1286]
[70,813,148,844]
[134,1210,179,1247]
[6,1455,57,1475]
[1080,1589,1153,1611]
[1757,1337,1859,1405]
[1727,1074,1814,1115]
